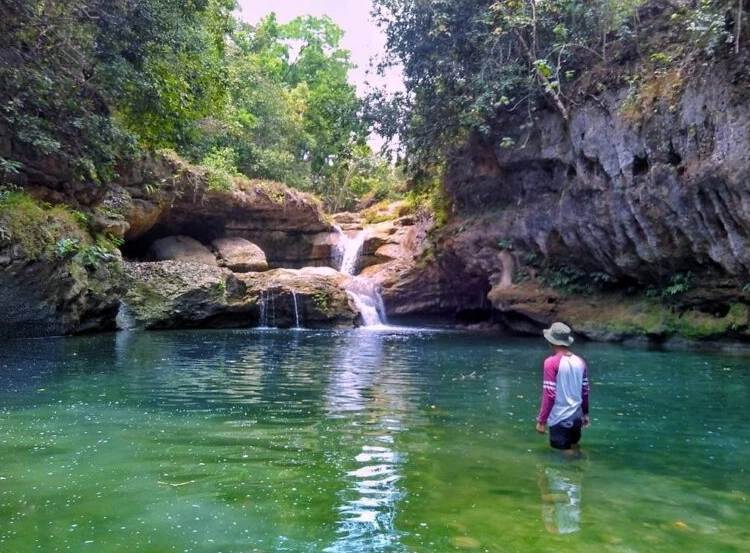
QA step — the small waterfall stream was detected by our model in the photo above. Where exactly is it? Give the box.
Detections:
[259,289,302,329]
[258,290,277,328]
[292,290,301,329]
[115,301,136,331]
[335,228,388,327]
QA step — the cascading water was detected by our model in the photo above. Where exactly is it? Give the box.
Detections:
[115,301,136,331]
[260,288,303,329]
[336,228,367,276]
[335,227,388,327]
[258,290,277,328]
[292,290,301,329]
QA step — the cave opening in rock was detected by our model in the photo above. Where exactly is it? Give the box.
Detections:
[667,143,682,167]
[120,219,224,260]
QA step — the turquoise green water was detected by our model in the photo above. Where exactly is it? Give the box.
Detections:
[1,328,748,552]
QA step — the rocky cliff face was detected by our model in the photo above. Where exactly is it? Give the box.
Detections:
[385,51,750,341]
[0,153,345,337]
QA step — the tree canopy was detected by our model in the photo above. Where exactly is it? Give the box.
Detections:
[370,0,746,174]
[0,1,400,211]
[0,0,236,181]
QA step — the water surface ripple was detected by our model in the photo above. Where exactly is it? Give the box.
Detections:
[1,329,748,552]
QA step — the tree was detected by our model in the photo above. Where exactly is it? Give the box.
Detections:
[0,0,237,182]
[206,14,370,204]
[370,0,645,173]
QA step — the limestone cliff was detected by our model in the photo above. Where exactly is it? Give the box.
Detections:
[0,153,343,337]
[384,46,750,343]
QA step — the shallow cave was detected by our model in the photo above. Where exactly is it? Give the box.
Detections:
[120,220,224,260]
[696,302,731,318]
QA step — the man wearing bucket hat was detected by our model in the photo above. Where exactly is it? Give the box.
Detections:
[535,322,590,451]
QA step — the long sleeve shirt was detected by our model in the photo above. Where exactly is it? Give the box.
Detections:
[536,352,589,427]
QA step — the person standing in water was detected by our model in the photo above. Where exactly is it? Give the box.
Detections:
[535,322,590,451]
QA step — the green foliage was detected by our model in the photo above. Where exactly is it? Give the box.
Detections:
[54,237,82,259]
[201,147,238,192]
[317,144,405,212]
[672,0,736,56]
[0,190,88,259]
[0,0,237,182]
[55,234,119,269]
[535,262,614,295]
[646,272,693,298]
[96,232,125,251]
[1,1,401,211]
[370,0,646,173]
[180,13,394,209]
[94,0,236,150]
[75,245,115,268]
[0,158,22,177]
[312,290,330,311]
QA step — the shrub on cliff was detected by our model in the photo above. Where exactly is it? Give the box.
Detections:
[0,0,235,184]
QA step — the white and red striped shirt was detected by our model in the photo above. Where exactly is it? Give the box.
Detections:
[537,352,589,426]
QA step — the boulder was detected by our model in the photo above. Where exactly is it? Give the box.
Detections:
[122,261,359,330]
[0,252,124,338]
[147,235,217,266]
[212,237,268,272]
[235,267,360,328]
[122,261,235,329]
[361,218,421,269]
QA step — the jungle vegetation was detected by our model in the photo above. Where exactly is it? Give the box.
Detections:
[0,0,400,212]
[0,1,745,209]
[369,0,747,177]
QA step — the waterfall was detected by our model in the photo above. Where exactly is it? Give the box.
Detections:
[259,290,277,328]
[346,278,387,327]
[334,227,388,327]
[292,290,301,329]
[260,288,302,329]
[336,228,366,276]
[259,291,268,327]
[116,301,136,331]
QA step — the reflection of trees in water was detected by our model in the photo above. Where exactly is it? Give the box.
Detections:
[114,330,333,413]
[114,327,428,550]
[324,330,417,553]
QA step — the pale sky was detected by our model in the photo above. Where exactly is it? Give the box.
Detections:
[234,0,402,95]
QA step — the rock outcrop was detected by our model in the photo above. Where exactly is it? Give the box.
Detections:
[386,49,750,340]
[122,262,359,330]
[113,156,335,269]
[0,250,124,338]
[0,153,352,337]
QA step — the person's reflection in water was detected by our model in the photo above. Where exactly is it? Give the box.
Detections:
[537,453,587,534]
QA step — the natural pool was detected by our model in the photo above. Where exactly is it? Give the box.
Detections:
[1,328,748,552]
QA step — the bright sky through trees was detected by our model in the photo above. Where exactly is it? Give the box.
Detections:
[234,0,402,95]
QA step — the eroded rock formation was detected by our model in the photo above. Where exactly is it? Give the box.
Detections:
[122,262,359,330]
[384,53,750,340]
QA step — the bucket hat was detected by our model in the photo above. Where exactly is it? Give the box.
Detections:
[543,322,574,346]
